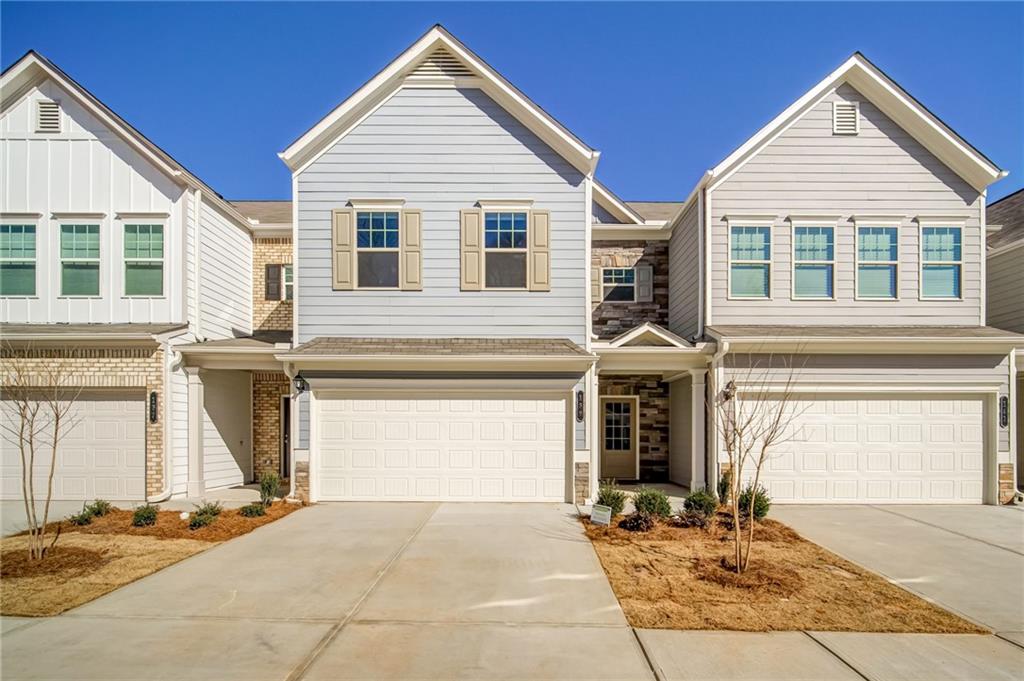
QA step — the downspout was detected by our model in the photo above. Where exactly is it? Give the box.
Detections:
[150,336,187,503]
[192,188,204,341]
[707,338,730,492]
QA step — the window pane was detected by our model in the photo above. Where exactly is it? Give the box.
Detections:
[61,224,99,258]
[858,227,898,262]
[922,227,961,262]
[922,264,960,298]
[0,225,36,258]
[857,264,897,298]
[604,285,634,302]
[0,262,35,296]
[356,211,399,250]
[484,212,528,250]
[358,252,399,288]
[794,226,833,261]
[485,252,527,288]
[61,262,99,296]
[794,264,833,298]
[730,263,769,297]
[125,262,163,296]
[730,226,770,260]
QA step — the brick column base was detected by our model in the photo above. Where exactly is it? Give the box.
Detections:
[999,463,1016,504]
[294,461,310,503]
[574,462,590,503]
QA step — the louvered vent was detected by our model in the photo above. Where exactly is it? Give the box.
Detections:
[832,101,859,135]
[408,47,474,79]
[36,100,60,133]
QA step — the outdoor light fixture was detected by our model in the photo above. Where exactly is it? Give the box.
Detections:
[722,380,737,402]
[293,376,308,394]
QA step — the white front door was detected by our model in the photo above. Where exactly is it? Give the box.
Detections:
[316,395,567,501]
[751,394,985,504]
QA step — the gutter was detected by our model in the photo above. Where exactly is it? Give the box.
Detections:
[151,326,191,504]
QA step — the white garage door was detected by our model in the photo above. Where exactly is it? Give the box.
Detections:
[316,396,567,501]
[753,394,984,504]
[1,391,146,501]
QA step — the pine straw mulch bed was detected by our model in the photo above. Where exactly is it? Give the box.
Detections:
[583,513,986,634]
[1,501,303,617]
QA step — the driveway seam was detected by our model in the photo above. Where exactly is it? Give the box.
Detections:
[284,502,440,681]
[350,617,627,628]
[802,631,873,681]
[995,632,1024,651]
[868,505,1024,557]
[629,628,664,681]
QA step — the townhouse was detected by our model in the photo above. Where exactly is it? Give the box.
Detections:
[1,25,1020,507]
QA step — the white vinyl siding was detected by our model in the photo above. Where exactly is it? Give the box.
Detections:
[198,199,252,339]
[986,243,1024,334]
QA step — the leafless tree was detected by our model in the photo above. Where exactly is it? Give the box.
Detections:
[0,345,82,560]
[710,351,807,573]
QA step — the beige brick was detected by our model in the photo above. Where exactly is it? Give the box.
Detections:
[253,237,294,332]
[251,372,290,480]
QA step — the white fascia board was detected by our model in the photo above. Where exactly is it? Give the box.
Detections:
[593,181,644,224]
[723,336,1024,355]
[661,170,713,236]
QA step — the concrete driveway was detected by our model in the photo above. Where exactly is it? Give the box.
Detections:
[1,503,653,680]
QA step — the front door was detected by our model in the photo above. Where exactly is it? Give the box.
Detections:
[600,397,637,480]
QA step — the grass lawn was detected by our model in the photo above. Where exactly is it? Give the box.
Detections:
[1,502,301,617]
[584,513,986,633]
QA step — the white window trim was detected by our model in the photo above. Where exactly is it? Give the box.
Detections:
[854,221,901,301]
[283,264,294,301]
[122,221,166,299]
[726,218,774,301]
[789,220,837,301]
[0,220,39,299]
[354,209,401,291]
[57,220,102,299]
[917,220,965,302]
[483,209,530,291]
[600,266,637,303]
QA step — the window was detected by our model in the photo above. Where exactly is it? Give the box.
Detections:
[603,401,633,452]
[602,267,636,302]
[0,224,37,296]
[484,212,528,289]
[921,226,962,299]
[124,224,163,296]
[356,211,399,288]
[857,226,898,299]
[284,265,294,300]
[729,225,771,298]
[60,224,100,296]
[792,226,834,299]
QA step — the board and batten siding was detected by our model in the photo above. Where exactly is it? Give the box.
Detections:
[668,198,701,339]
[196,199,252,339]
[708,84,984,327]
[986,243,1024,334]
[295,87,587,344]
[0,79,186,324]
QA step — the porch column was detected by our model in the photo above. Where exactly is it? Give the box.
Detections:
[185,367,205,497]
[689,368,707,491]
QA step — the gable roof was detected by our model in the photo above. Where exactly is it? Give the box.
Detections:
[987,188,1024,250]
[231,200,293,225]
[0,51,250,230]
[280,25,599,176]
[605,323,693,348]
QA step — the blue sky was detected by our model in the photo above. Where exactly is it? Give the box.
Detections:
[3,2,1022,202]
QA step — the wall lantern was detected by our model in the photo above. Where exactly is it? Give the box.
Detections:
[148,391,158,424]
[293,376,309,394]
[999,396,1009,428]
[575,390,585,423]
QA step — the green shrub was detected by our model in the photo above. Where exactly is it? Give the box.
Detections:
[618,512,655,532]
[239,502,266,518]
[595,481,627,516]
[132,504,159,527]
[738,484,771,520]
[683,489,718,517]
[86,499,113,517]
[192,500,223,517]
[717,469,732,505]
[188,512,214,530]
[632,486,672,518]
[259,472,280,507]
[68,506,94,526]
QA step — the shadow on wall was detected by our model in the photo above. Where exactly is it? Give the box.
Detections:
[202,370,253,485]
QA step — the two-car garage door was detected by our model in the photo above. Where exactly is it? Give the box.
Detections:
[754,394,985,504]
[316,396,567,501]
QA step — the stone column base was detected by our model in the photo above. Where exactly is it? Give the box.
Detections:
[574,462,590,504]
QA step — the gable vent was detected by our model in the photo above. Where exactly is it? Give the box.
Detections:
[407,47,474,80]
[36,100,61,133]
[832,101,859,135]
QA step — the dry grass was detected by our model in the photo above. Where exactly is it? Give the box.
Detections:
[584,514,986,633]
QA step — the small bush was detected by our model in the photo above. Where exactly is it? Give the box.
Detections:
[132,504,159,527]
[674,510,710,529]
[618,512,656,532]
[188,512,214,530]
[192,500,223,517]
[86,499,113,517]
[595,481,627,517]
[68,506,94,526]
[738,484,771,520]
[684,489,718,517]
[239,502,266,518]
[632,486,672,518]
[259,472,281,507]
[717,469,732,505]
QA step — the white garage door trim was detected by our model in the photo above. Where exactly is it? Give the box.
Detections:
[311,389,572,503]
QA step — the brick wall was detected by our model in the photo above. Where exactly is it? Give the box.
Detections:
[591,240,669,339]
[1,345,165,497]
[599,375,670,481]
[999,463,1015,504]
[252,372,290,480]
[253,237,293,332]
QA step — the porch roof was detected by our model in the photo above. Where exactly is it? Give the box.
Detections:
[706,325,1024,354]
[0,322,187,342]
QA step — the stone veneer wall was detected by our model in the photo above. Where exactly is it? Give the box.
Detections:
[591,240,669,339]
[574,462,589,504]
[999,463,1015,504]
[0,345,165,497]
[599,376,670,481]
[253,237,293,332]
[252,372,290,481]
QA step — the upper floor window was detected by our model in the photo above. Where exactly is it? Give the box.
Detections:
[356,211,399,288]
[124,224,163,297]
[284,264,294,300]
[484,212,528,289]
[60,224,100,296]
[602,267,636,302]
[792,226,834,299]
[856,226,898,299]
[0,224,37,296]
[729,225,771,299]
[265,263,293,300]
[920,226,962,299]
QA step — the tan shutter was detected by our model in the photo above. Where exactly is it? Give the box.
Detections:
[460,209,483,291]
[400,209,423,291]
[331,209,355,290]
[636,264,654,302]
[528,210,551,292]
